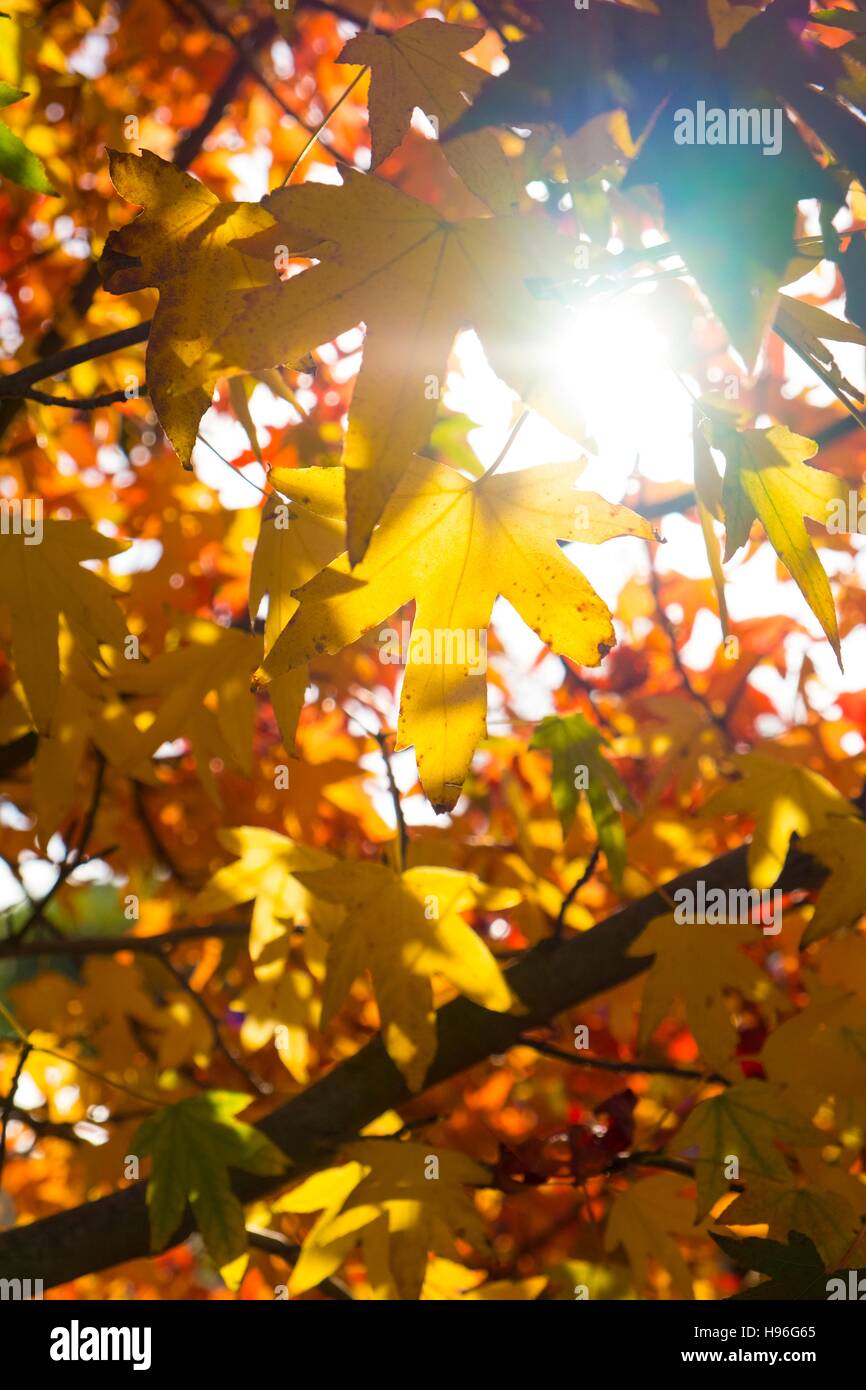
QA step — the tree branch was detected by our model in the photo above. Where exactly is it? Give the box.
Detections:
[0,921,250,961]
[0,324,150,396]
[0,835,828,1289]
[0,386,147,410]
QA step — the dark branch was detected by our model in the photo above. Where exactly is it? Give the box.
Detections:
[0,834,828,1289]
[0,386,147,410]
[0,323,150,396]
[0,921,250,961]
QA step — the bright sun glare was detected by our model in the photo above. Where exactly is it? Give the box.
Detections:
[187,220,866,829]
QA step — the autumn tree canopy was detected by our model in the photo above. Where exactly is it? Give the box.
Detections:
[1,0,866,1311]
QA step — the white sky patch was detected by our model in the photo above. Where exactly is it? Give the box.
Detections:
[657,513,715,578]
[228,147,272,201]
[490,597,562,726]
[271,38,295,80]
[0,857,26,910]
[248,380,302,431]
[18,857,61,900]
[679,608,723,672]
[193,410,267,507]
[10,1072,45,1112]
[108,537,164,576]
[544,291,693,492]
[0,801,31,831]
[304,161,345,186]
[67,32,109,79]
[358,740,442,829]
[0,289,23,358]
[411,109,440,140]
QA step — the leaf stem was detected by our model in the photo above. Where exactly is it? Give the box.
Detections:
[482,407,530,480]
[279,65,368,188]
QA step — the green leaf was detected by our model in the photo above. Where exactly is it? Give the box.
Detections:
[133,1091,287,1268]
[0,83,28,111]
[676,1080,822,1219]
[811,9,866,34]
[711,1230,828,1301]
[530,713,634,885]
[0,84,56,195]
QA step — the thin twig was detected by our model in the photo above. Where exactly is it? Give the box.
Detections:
[132,781,201,889]
[604,1149,696,1179]
[552,845,600,945]
[0,1041,32,1189]
[299,0,384,30]
[179,0,353,168]
[2,386,146,409]
[157,955,272,1097]
[7,1104,151,1145]
[337,702,407,868]
[10,754,108,944]
[516,1036,729,1084]
[245,1226,353,1299]
[375,729,407,871]
[775,323,866,432]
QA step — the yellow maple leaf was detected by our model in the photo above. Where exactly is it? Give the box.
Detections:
[232,967,318,1084]
[798,817,866,945]
[32,639,156,839]
[709,422,848,661]
[110,618,306,796]
[339,18,514,214]
[629,913,781,1071]
[341,18,486,168]
[75,958,164,1065]
[216,171,591,560]
[421,1257,546,1300]
[706,752,848,889]
[0,521,128,733]
[153,993,214,1071]
[604,1172,699,1299]
[274,1140,489,1299]
[293,860,520,1091]
[255,455,652,810]
[693,411,729,634]
[250,465,347,658]
[190,827,341,981]
[761,994,866,1124]
[100,150,282,464]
